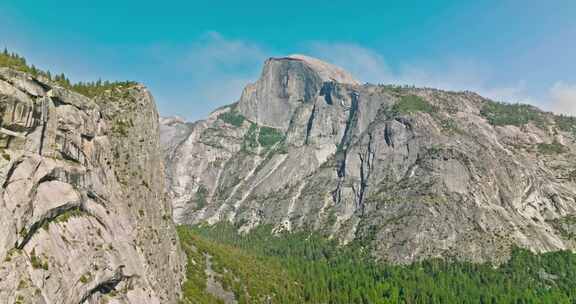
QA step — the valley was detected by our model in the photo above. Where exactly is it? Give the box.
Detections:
[2,50,576,303]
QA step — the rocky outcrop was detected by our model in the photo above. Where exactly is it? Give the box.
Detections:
[0,68,184,303]
[235,55,359,130]
[163,55,576,264]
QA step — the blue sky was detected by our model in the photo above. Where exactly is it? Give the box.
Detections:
[1,0,575,120]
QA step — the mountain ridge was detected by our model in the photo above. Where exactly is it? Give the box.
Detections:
[162,55,576,264]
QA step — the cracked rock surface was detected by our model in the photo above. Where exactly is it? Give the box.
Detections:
[0,68,184,303]
[163,55,576,264]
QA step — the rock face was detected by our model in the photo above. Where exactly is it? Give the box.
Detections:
[163,55,576,264]
[236,55,359,130]
[0,68,184,303]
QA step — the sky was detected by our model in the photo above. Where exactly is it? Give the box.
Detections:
[1,0,575,120]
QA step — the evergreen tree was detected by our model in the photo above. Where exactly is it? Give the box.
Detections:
[178,224,576,304]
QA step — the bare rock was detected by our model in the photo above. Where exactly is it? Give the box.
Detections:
[163,55,576,265]
[0,70,185,303]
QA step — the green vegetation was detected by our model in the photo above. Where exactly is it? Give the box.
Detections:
[19,227,27,238]
[54,207,85,223]
[242,123,259,152]
[480,101,547,127]
[70,80,137,98]
[381,84,405,94]
[273,142,289,154]
[15,295,25,304]
[79,273,92,284]
[0,149,10,161]
[426,143,445,157]
[537,140,567,155]
[241,123,285,153]
[0,49,135,97]
[179,226,223,303]
[111,117,134,137]
[547,216,576,240]
[258,126,284,147]
[479,100,576,134]
[391,95,435,115]
[194,184,209,210]
[30,249,48,270]
[218,111,246,127]
[179,224,576,304]
[0,49,43,76]
[438,118,462,134]
[178,226,300,304]
[4,248,20,262]
[554,115,576,135]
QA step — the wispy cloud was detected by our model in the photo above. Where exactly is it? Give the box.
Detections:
[182,32,268,76]
[151,32,272,120]
[180,32,269,111]
[306,42,391,84]
[549,82,576,116]
[153,36,574,120]
[305,42,576,116]
[305,42,529,102]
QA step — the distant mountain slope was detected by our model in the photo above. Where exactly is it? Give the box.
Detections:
[0,55,184,303]
[163,55,576,264]
[177,224,576,304]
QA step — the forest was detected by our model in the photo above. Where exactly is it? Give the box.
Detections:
[178,224,576,304]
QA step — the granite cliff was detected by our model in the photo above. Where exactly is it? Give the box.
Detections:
[163,55,576,264]
[0,67,184,303]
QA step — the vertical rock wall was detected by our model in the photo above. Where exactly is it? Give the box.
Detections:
[0,68,184,304]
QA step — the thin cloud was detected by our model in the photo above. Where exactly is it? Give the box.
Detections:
[306,42,391,84]
[151,32,272,120]
[305,42,576,115]
[306,42,527,101]
[183,32,268,75]
[181,32,270,111]
[549,82,576,116]
[153,37,575,120]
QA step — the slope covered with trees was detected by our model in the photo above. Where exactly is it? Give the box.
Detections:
[179,224,576,304]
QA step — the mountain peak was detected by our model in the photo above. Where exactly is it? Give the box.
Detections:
[236,55,360,129]
[282,54,360,85]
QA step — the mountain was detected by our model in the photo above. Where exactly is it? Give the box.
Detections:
[176,224,576,303]
[163,54,576,264]
[0,61,184,302]
[2,49,576,304]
